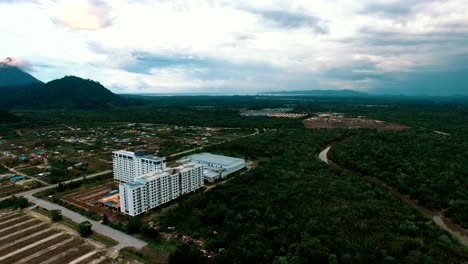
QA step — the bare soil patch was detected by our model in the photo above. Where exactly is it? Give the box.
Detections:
[304,117,410,130]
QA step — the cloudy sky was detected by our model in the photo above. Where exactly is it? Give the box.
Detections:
[1,0,468,95]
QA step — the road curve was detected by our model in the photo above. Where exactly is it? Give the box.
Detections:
[318,146,331,164]
[318,144,468,247]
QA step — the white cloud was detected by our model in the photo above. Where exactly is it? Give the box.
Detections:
[0,56,34,71]
[52,0,112,30]
[1,0,467,94]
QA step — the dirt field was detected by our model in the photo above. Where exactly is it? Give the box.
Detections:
[62,183,126,222]
[0,210,110,264]
[303,117,410,130]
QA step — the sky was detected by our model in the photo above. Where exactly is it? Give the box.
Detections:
[1,0,468,95]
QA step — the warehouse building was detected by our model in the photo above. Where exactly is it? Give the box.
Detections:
[184,153,245,182]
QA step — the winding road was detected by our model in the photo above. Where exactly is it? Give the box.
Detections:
[318,144,468,247]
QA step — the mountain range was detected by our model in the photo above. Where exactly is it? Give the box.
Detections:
[0,63,42,87]
[0,64,132,109]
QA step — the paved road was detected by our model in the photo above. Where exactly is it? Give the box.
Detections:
[317,144,468,247]
[0,169,147,249]
[318,146,331,164]
[24,192,147,250]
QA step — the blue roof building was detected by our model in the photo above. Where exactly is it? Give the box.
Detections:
[10,175,26,182]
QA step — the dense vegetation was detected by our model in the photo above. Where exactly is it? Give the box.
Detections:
[0,76,135,109]
[329,129,468,228]
[0,109,19,123]
[0,165,8,174]
[4,95,467,130]
[0,63,42,87]
[0,195,29,209]
[7,107,302,129]
[157,129,468,263]
[2,94,468,262]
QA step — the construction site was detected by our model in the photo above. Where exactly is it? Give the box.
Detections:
[303,113,410,130]
[62,183,125,222]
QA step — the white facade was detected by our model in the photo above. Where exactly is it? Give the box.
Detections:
[186,153,245,179]
[119,163,203,216]
[119,182,146,216]
[113,150,166,182]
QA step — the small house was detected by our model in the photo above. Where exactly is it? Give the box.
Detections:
[10,175,26,182]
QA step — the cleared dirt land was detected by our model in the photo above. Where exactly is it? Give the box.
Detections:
[0,210,110,264]
[304,116,410,130]
[62,182,126,222]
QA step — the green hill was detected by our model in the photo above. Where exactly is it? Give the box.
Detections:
[0,76,135,109]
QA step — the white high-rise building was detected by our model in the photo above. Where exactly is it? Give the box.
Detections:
[112,150,166,182]
[119,163,203,216]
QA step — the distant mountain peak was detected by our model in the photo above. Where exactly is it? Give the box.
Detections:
[0,74,137,109]
[0,63,42,87]
[1,57,14,64]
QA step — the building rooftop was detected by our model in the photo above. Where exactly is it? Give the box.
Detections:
[137,169,169,182]
[203,169,219,178]
[123,181,144,189]
[135,163,200,183]
[113,150,165,161]
[113,150,134,156]
[141,155,165,161]
[188,153,244,166]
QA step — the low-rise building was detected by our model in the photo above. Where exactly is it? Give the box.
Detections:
[10,175,26,182]
[185,152,245,181]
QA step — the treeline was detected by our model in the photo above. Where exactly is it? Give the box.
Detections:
[8,107,303,129]
[329,129,468,228]
[0,196,29,209]
[156,129,468,263]
[0,109,19,123]
[4,95,468,131]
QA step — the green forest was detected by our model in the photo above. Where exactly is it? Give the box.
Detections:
[2,95,468,263]
[329,129,468,228]
[156,129,468,263]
